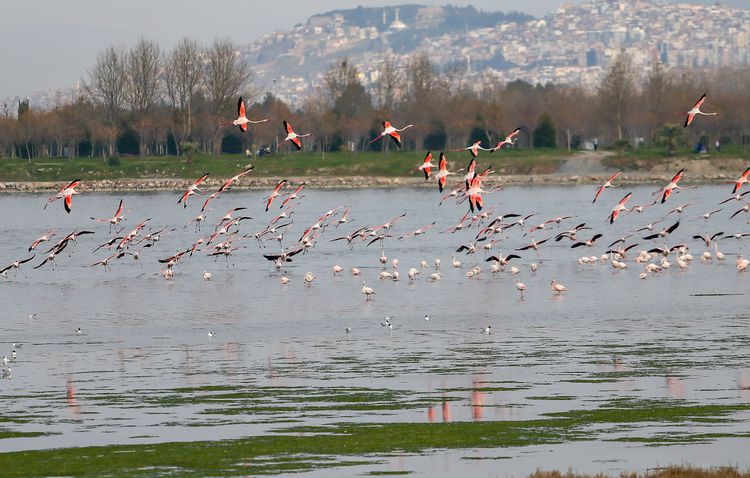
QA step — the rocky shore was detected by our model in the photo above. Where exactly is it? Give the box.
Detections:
[0,172,737,193]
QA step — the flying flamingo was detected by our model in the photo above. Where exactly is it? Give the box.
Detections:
[434,153,454,192]
[29,230,56,252]
[467,175,485,213]
[653,169,695,204]
[232,97,268,132]
[280,182,305,209]
[684,94,717,128]
[265,179,287,212]
[90,199,126,232]
[463,157,477,187]
[282,121,311,150]
[201,192,220,212]
[369,121,414,148]
[417,152,436,180]
[1,256,35,278]
[454,140,491,158]
[490,127,521,152]
[178,173,209,208]
[218,166,254,193]
[608,192,632,224]
[593,170,623,203]
[45,179,80,213]
[732,166,750,194]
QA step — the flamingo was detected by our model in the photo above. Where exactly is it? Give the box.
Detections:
[467,175,485,213]
[417,151,436,180]
[361,281,375,300]
[653,169,696,204]
[335,207,353,226]
[45,179,80,213]
[218,166,254,193]
[485,253,521,267]
[265,179,287,212]
[454,140,491,159]
[516,237,549,251]
[719,191,750,205]
[550,280,567,295]
[693,209,723,222]
[515,279,526,300]
[178,173,209,208]
[593,170,623,203]
[732,167,750,194]
[684,94,717,128]
[490,127,522,152]
[571,234,603,248]
[434,153,455,193]
[608,192,632,224]
[280,182,305,209]
[282,120,311,150]
[90,199,126,232]
[233,97,269,132]
[0,256,35,278]
[28,230,56,252]
[693,232,723,249]
[369,121,414,148]
[201,192,220,213]
[730,204,750,222]
[643,221,680,240]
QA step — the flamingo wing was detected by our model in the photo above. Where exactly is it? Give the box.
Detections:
[195,173,210,186]
[388,131,402,148]
[692,94,707,111]
[114,199,124,218]
[290,136,302,151]
[64,194,73,213]
[593,184,606,204]
[283,120,294,135]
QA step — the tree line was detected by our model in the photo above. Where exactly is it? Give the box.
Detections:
[2,38,750,161]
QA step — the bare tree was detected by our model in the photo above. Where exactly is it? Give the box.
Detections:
[164,38,203,154]
[126,38,163,157]
[597,53,635,142]
[204,39,252,157]
[84,46,128,156]
[373,55,402,112]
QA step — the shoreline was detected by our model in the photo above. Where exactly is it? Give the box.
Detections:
[0,173,737,193]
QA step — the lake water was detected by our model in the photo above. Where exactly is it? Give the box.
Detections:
[1,185,749,476]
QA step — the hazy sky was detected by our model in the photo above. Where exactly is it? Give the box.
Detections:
[0,0,736,98]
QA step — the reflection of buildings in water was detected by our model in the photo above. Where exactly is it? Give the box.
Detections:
[739,369,750,403]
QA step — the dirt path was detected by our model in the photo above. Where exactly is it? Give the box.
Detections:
[557,151,617,175]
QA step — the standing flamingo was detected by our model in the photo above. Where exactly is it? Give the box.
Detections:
[369,121,414,148]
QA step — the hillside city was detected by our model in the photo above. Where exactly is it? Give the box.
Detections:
[244,0,750,106]
[13,0,750,110]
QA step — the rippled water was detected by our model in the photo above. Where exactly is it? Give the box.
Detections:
[1,185,749,475]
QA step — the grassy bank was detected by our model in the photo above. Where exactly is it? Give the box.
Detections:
[1,399,748,477]
[0,149,563,182]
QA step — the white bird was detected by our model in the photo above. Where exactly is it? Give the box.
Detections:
[332,265,343,276]
[280,276,290,285]
[202,271,212,281]
[76,327,82,335]
[351,267,361,276]
[424,315,430,321]
[208,331,216,337]
[362,281,375,300]
[451,256,461,268]
[482,325,491,335]
[2,367,11,379]
[304,272,315,285]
